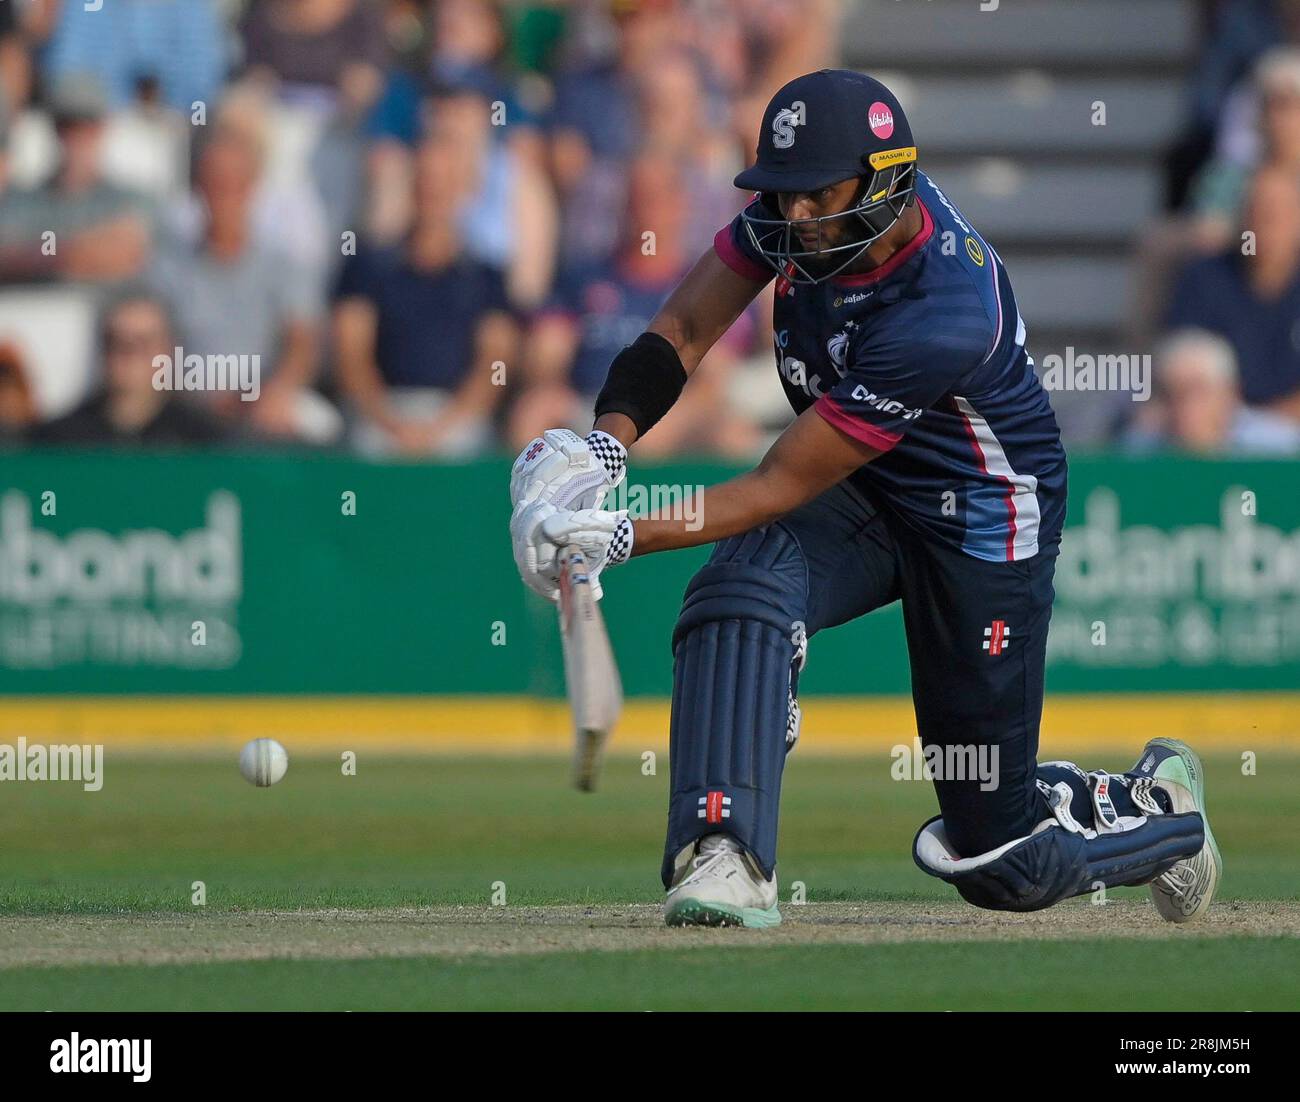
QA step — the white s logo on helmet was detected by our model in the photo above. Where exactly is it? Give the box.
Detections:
[772,100,806,149]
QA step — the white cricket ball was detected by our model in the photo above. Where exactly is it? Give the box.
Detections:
[239,738,288,787]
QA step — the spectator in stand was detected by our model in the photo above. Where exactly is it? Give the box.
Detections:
[97,74,194,203]
[41,0,228,116]
[1186,0,1288,138]
[0,76,154,286]
[637,50,745,255]
[717,0,843,156]
[429,0,544,161]
[364,5,554,305]
[1165,164,1300,420]
[1202,3,1300,175]
[242,0,388,118]
[1164,0,1287,210]
[1189,48,1300,250]
[28,291,233,446]
[333,134,517,456]
[161,84,332,303]
[426,79,557,308]
[548,0,675,264]
[1126,329,1300,455]
[509,154,758,456]
[368,0,528,148]
[377,0,431,75]
[148,119,335,443]
[1130,48,1300,348]
[0,1,33,121]
[0,341,38,443]
[241,0,392,249]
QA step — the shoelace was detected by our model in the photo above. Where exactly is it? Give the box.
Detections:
[1157,863,1197,897]
[686,848,742,881]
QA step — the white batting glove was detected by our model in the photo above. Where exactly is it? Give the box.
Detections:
[511,499,563,600]
[509,429,626,514]
[511,502,634,602]
[509,501,561,597]
[541,507,635,585]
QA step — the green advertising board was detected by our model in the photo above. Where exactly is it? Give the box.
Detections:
[1,450,1297,695]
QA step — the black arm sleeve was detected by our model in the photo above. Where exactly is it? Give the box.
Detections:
[593,332,687,439]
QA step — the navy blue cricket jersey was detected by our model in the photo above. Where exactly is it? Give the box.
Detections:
[714,170,1067,562]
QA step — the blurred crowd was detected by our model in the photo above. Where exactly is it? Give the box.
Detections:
[2,0,1300,458]
[0,0,836,455]
[1135,0,1300,455]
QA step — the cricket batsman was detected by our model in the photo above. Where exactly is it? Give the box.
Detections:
[509,70,1221,927]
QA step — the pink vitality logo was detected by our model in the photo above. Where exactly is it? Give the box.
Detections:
[868,101,895,139]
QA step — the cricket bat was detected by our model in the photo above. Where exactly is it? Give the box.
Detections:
[557,544,623,791]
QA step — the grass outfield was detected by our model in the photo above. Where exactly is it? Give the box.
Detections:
[0,752,1296,1009]
[3,939,1298,1011]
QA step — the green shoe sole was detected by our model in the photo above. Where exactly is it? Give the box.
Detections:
[664,897,783,929]
[1148,736,1224,904]
[1148,738,1222,862]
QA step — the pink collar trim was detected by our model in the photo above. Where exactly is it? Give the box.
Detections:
[832,198,934,287]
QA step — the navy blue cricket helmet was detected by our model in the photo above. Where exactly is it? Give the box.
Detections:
[735,69,918,284]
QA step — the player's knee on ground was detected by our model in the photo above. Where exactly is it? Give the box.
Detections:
[911,763,1205,911]
[929,762,1046,859]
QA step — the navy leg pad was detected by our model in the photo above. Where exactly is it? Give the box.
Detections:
[912,811,1205,912]
[661,525,806,887]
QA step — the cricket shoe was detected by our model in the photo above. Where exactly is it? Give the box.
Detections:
[664,834,781,928]
[1132,737,1223,923]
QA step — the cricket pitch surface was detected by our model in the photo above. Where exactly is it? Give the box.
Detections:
[4,900,1297,969]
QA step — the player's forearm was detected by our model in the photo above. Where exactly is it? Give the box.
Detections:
[593,411,639,449]
[645,311,703,376]
[646,251,759,375]
[630,409,882,556]
[631,466,799,555]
